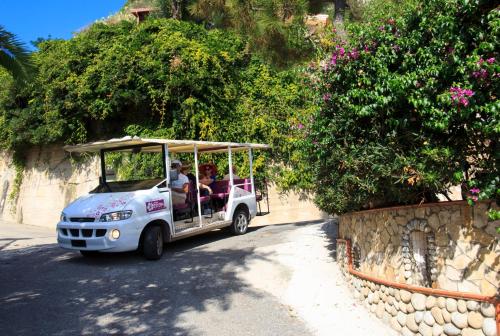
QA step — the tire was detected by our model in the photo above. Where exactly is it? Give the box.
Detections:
[80,250,99,257]
[142,225,163,260]
[230,207,249,235]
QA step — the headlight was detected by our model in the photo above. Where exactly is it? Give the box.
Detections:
[60,212,67,222]
[99,210,133,222]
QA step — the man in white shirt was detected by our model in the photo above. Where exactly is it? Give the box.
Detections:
[171,160,189,205]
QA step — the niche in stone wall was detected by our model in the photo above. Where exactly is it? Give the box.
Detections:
[352,243,361,270]
[401,219,437,287]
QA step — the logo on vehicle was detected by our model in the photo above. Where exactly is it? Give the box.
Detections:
[146,199,166,213]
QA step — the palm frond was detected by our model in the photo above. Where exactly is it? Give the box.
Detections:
[0,25,33,79]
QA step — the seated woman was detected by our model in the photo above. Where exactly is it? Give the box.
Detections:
[199,164,217,188]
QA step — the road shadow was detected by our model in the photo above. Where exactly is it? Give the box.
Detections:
[320,219,339,261]
[0,229,276,336]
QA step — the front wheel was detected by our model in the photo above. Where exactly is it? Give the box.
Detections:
[230,208,249,235]
[142,226,163,260]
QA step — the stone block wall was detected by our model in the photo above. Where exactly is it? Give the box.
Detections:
[339,202,499,296]
[0,146,100,228]
[337,201,499,336]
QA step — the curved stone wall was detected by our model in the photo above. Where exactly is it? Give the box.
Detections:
[337,201,499,336]
[339,201,499,296]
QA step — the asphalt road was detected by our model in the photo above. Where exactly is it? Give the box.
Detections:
[0,222,315,336]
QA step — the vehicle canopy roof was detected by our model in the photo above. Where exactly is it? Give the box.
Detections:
[64,136,270,154]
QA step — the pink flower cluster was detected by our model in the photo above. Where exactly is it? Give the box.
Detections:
[472,57,496,81]
[327,46,361,67]
[470,187,480,194]
[469,187,480,202]
[472,68,488,79]
[450,87,474,107]
[477,57,495,65]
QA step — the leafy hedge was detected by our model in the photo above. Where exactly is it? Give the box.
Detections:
[305,0,499,214]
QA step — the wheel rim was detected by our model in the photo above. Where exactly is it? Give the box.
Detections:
[156,231,162,256]
[236,213,248,233]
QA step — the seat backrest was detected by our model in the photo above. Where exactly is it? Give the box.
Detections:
[243,178,252,193]
[186,180,196,204]
[212,180,229,194]
[233,178,252,193]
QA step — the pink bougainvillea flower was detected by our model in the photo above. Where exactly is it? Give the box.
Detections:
[297,123,304,130]
[450,87,474,107]
[323,93,332,102]
[486,57,495,64]
[470,187,480,194]
[349,48,360,60]
[472,69,488,79]
[378,26,385,31]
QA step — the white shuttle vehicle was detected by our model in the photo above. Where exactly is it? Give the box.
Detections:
[57,137,269,260]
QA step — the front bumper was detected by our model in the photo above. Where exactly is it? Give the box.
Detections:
[57,220,140,253]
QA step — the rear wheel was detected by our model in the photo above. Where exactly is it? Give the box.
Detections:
[80,250,99,257]
[230,208,249,235]
[142,226,163,260]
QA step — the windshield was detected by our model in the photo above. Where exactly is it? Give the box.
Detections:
[91,148,165,193]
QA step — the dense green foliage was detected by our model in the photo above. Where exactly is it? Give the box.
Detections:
[0,19,313,181]
[304,0,499,214]
[125,0,319,66]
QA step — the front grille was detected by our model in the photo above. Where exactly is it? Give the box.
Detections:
[70,217,95,223]
[96,229,106,237]
[82,229,93,237]
[62,228,107,238]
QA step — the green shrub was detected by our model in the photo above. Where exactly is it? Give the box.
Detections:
[305,0,499,214]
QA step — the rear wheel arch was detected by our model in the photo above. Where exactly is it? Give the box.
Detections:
[232,202,249,220]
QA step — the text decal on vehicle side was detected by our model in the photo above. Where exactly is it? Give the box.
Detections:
[146,199,166,213]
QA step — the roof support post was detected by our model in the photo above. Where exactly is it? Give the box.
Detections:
[248,148,254,195]
[162,144,168,181]
[164,144,174,228]
[100,149,106,184]
[228,146,233,187]
[194,144,202,227]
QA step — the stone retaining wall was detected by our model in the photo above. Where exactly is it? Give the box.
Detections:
[337,201,499,336]
[0,146,100,228]
[339,202,499,296]
[337,251,497,336]
[0,146,326,228]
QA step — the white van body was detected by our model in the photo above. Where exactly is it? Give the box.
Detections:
[56,137,268,259]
